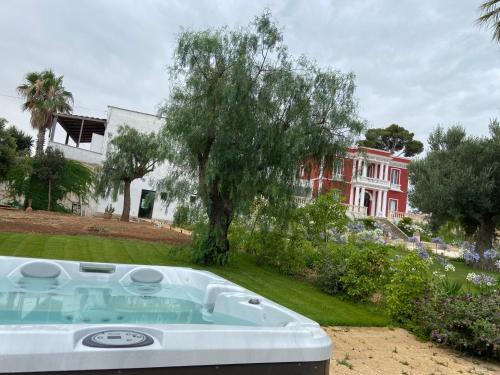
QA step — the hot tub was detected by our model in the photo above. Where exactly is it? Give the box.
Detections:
[0,256,331,374]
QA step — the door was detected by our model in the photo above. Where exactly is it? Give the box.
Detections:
[138,190,156,219]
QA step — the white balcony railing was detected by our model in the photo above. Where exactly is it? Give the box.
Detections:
[346,204,368,218]
[390,183,401,191]
[48,141,103,166]
[389,211,428,224]
[294,196,313,207]
[353,175,390,187]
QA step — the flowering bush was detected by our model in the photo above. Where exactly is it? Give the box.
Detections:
[414,292,499,358]
[397,217,432,239]
[316,242,389,301]
[466,273,497,289]
[384,252,433,323]
[354,228,384,244]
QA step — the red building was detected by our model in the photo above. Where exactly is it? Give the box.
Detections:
[296,147,410,220]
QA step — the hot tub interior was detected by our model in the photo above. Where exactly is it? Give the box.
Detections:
[0,256,331,374]
[0,257,305,327]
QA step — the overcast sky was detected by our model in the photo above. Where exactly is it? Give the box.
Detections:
[1,0,498,148]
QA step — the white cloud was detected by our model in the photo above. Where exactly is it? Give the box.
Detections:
[0,0,498,144]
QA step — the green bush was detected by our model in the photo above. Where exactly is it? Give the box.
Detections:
[173,205,190,227]
[414,292,499,358]
[297,191,348,244]
[316,242,389,301]
[384,252,432,323]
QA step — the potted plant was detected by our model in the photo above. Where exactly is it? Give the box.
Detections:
[103,204,115,220]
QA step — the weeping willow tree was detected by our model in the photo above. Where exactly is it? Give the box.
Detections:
[158,12,364,265]
[7,147,93,211]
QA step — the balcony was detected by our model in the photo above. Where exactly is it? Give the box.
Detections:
[48,113,106,166]
[48,141,103,166]
[352,175,390,189]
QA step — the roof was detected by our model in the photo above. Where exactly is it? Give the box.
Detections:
[53,113,106,143]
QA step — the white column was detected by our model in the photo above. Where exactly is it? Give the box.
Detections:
[370,190,377,216]
[354,186,360,208]
[362,161,367,177]
[360,186,366,207]
[349,186,354,206]
[385,164,390,181]
[382,190,388,217]
[376,190,383,216]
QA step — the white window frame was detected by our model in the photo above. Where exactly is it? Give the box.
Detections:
[390,168,401,185]
[388,198,398,213]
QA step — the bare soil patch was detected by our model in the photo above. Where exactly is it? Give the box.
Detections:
[0,209,190,245]
[327,327,499,375]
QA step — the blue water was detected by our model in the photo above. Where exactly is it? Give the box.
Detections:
[0,277,255,326]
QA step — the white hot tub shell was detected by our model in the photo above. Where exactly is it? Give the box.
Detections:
[0,256,331,374]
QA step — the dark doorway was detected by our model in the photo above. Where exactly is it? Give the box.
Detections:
[138,190,156,219]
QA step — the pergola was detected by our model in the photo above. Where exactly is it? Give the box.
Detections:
[49,113,107,146]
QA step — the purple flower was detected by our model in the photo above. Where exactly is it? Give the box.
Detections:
[463,250,480,263]
[408,236,418,243]
[483,249,498,260]
[431,237,443,244]
[418,248,429,260]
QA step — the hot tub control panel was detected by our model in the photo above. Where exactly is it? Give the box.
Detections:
[82,330,154,348]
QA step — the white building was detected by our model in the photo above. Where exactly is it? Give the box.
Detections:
[48,106,177,221]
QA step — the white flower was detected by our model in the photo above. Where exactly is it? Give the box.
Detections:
[433,271,445,280]
[466,272,477,282]
[444,263,455,272]
[496,260,500,270]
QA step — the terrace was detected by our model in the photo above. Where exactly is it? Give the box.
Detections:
[47,113,107,165]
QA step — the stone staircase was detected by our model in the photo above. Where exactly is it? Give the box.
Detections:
[375,217,408,241]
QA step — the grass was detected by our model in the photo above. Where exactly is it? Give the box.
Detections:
[0,232,388,327]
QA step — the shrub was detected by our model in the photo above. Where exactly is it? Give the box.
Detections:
[316,242,389,301]
[297,191,349,244]
[173,205,190,227]
[384,252,432,323]
[361,217,376,230]
[415,292,499,358]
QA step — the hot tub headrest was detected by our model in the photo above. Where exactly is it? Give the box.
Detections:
[130,268,164,284]
[20,261,62,279]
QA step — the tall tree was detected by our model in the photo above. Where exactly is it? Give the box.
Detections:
[0,119,17,181]
[477,0,500,42]
[409,122,500,269]
[17,70,73,155]
[159,13,364,265]
[358,124,424,157]
[34,147,66,211]
[94,125,164,222]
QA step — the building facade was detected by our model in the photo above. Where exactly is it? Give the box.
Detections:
[296,147,410,221]
[47,106,177,221]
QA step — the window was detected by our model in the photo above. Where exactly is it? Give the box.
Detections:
[333,159,343,177]
[389,199,398,212]
[391,169,400,185]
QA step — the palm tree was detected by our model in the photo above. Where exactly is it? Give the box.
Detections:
[478,0,500,42]
[17,70,73,155]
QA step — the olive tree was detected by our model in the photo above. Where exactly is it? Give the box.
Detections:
[410,122,500,269]
[94,125,163,222]
[159,13,364,265]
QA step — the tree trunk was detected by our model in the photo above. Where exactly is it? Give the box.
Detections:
[200,193,233,265]
[36,127,46,156]
[47,179,51,211]
[475,218,495,270]
[121,180,131,222]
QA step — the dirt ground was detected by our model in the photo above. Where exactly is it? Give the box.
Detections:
[0,209,191,245]
[327,327,499,375]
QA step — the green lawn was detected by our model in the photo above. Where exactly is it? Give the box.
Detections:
[0,232,388,327]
